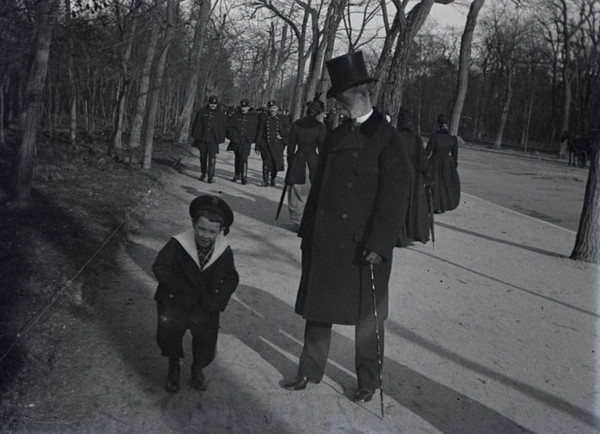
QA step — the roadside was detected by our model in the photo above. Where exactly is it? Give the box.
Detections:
[2,146,598,433]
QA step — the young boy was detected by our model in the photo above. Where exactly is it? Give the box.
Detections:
[152,195,239,393]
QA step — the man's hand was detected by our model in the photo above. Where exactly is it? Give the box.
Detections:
[363,250,382,265]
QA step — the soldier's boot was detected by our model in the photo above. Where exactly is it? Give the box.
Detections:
[207,156,216,183]
[165,357,180,393]
[231,157,240,182]
[270,171,277,187]
[199,153,207,181]
[261,165,270,187]
[241,163,248,185]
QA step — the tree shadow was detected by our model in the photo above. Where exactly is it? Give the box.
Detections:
[435,221,565,258]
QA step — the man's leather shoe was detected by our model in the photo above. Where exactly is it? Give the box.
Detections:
[191,364,207,391]
[165,358,180,393]
[283,375,317,390]
[353,388,375,403]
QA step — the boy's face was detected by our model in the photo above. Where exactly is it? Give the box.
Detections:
[193,216,222,248]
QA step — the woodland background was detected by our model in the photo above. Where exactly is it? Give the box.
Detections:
[0,0,599,251]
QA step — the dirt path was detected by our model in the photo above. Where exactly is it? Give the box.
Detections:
[6,148,599,433]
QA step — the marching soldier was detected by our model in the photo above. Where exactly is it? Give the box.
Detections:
[226,98,258,185]
[191,95,227,183]
[255,100,290,187]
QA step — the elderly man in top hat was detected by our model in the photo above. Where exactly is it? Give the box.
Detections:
[283,51,411,404]
[255,100,290,187]
[226,98,258,185]
[191,95,227,183]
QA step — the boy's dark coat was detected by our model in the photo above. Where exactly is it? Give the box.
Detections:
[153,234,239,326]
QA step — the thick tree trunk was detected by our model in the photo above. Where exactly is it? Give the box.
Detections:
[129,17,160,150]
[65,0,77,145]
[378,0,440,123]
[14,0,56,201]
[143,0,176,169]
[450,0,485,135]
[570,138,600,262]
[175,0,211,145]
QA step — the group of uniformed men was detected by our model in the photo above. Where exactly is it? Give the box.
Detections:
[190,95,290,186]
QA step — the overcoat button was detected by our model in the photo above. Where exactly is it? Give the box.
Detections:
[347,182,353,188]
[341,213,348,219]
[168,294,174,298]
[353,152,358,158]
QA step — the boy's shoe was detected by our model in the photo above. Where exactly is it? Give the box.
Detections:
[191,363,207,391]
[165,358,180,393]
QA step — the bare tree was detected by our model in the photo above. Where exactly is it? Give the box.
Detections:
[450,0,485,135]
[175,0,212,145]
[374,0,455,124]
[14,0,59,201]
[128,5,160,152]
[143,0,177,169]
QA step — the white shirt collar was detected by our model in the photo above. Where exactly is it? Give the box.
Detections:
[355,108,373,125]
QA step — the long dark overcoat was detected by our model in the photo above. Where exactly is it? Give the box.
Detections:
[191,106,227,155]
[397,127,431,246]
[286,115,327,185]
[426,129,460,212]
[256,114,290,171]
[226,109,258,158]
[295,109,410,325]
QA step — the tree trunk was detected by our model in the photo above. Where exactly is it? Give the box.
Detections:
[14,0,56,201]
[450,0,485,135]
[378,0,440,123]
[129,16,160,150]
[494,67,513,148]
[571,52,600,263]
[110,0,141,155]
[570,136,599,262]
[175,0,211,145]
[65,0,77,145]
[143,0,176,169]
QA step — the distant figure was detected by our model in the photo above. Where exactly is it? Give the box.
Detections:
[396,108,432,246]
[285,96,327,229]
[226,98,258,185]
[255,100,291,187]
[191,95,227,183]
[425,114,461,213]
[559,131,569,160]
[152,195,239,393]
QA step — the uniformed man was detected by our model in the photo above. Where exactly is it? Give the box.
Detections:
[283,51,411,404]
[226,98,258,185]
[255,100,290,187]
[191,95,227,183]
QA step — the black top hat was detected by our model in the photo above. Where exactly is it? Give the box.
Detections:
[189,195,234,235]
[325,51,378,99]
[267,100,277,108]
[208,95,219,104]
[240,98,250,107]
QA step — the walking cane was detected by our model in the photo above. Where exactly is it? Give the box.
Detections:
[369,264,385,419]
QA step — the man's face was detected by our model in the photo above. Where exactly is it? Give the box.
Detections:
[334,88,360,118]
[269,105,278,116]
[241,106,250,114]
[209,103,217,110]
[193,216,222,248]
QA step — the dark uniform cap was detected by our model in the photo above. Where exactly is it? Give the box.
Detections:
[208,95,219,104]
[267,100,277,108]
[325,51,378,99]
[189,194,234,235]
[240,98,250,107]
